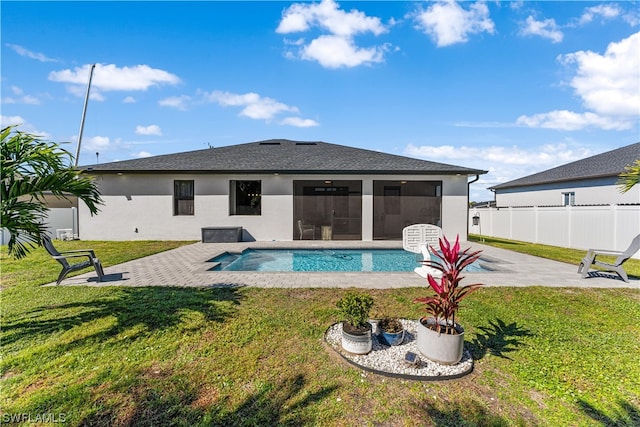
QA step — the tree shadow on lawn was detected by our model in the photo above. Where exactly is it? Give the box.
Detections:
[578,399,640,427]
[1,285,245,349]
[79,373,339,426]
[422,399,518,427]
[468,318,533,360]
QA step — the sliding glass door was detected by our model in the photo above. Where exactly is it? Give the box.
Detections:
[373,180,442,240]
[293,180,362,240]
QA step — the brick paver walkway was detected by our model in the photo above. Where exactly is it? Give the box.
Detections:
[50,240,639,289]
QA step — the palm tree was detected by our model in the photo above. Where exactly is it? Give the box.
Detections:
[617,159,640,194]
[1,126,103,258]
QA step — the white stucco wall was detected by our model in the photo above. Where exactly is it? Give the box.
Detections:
[495,177,640,207]
[79,173,472,241]
[441,175,470,240]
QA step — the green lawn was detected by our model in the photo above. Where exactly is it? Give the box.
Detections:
[469,234,640,278]
[1,240,639,426]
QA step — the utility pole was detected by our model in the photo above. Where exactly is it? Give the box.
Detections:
[74,63,96,167]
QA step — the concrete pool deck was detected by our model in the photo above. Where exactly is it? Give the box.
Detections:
[49,240,639,289]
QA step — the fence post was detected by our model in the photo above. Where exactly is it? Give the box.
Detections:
[567,204,572,248]
[611,204,617,249]
[534,205,539,244]
[509,207,514,240]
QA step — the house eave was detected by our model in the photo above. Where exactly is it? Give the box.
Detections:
[83,168,488,176]
[489,172,619,191]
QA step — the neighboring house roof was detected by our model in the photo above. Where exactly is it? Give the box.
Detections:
[490,142,640,190]
[82,139,487,175]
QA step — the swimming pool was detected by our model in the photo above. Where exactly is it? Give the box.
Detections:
[207,249,492,273]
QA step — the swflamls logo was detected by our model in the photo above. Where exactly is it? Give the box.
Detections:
[1,413,66,423]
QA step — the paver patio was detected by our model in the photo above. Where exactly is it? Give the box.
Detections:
[48,240,639,289]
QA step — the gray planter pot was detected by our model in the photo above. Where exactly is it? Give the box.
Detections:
[416,317,464,365]
[341,322,373,355]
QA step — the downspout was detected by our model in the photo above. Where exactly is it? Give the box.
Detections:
[467,175,480,239]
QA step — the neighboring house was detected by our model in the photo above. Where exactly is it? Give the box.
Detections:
[78,139,486,242]
[489,142,640,207]
[471,142,640,259]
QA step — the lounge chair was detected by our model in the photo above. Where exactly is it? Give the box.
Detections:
[413,244,443,279]
[297,220,315,240]
[577,234,640,283]
[402,224,444,278]
[42,235,104,285]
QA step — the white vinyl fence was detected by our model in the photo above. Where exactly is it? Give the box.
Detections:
[469,204,640,260]
[0,207,77,245]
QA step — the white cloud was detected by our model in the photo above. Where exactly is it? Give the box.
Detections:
[123,96,136,103]
[516,110,633,131]
[203,90,298,120]
[519,16,563,43]
[578,4,621,25]
[277,0,389,68]
[6,44,57,62]
[135,125,162,136]
[66,84,105,101]
[413,1,495,47]
[49,64,181,95]
[1,115,26,127]
[1,86,41,105]
[405,142,594,200]
[0,115,50,138]
[622,9,640,26]
[277,0,386,37]
[158,95,191,111]
[561,32,640,117]
[83,135,113,151]
[517,32,640,131]
[131,151,152,158]
[279,117,319,127]
[200,90,318,126]
[301,35,386,69]
[405,142,592,166]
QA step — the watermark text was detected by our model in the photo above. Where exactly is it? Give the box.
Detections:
[2,413,66,424]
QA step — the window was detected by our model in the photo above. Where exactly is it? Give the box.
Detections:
[562,192,575,206]
[230,180,261,215]
[174,180,194,215]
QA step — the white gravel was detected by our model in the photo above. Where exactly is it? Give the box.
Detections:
[325,319,474,379]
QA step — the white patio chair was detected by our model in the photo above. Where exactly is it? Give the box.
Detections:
[577,234,640,283]
[402,224,444,278]
[297,220,315,240]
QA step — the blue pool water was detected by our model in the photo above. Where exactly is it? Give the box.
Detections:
[208,249,491,273]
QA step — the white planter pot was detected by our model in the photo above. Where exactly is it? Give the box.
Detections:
[341,322,372,355]
[416,317,464,365]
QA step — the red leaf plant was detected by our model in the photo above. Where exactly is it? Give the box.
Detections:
[414,235,484,335]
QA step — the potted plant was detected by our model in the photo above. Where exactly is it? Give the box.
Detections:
[414,235,483,364]
[377,317,405,346]
[336,291,374,355]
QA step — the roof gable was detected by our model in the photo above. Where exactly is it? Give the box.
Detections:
[83,139,487,175]
[490,142,640,190]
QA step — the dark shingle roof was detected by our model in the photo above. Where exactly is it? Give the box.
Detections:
[490,142,640,190]
[82,139,487,175]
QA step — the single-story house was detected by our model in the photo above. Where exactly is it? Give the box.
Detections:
[489,142,640,207]
[79,139,487,242]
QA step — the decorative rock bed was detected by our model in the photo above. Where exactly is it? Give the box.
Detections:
[324,319,474,381]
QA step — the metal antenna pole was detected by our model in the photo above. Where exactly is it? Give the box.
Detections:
[74,63,96,167]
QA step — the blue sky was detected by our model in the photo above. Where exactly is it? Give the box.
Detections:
[2,1,639,201]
